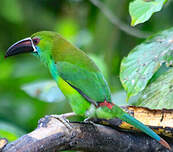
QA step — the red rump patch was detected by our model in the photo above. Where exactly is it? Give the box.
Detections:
[99,100,114,109]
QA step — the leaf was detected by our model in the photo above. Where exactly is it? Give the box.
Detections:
[0,121,25,142]
[136,67,173,109]
[112,91,139,106]
[129,0,167,26]
[120,27,173,99]
[21,80,65,103]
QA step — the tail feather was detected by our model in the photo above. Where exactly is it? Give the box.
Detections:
[96,102,170,149]
[120,113,171,150]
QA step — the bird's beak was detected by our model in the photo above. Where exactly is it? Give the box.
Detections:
[5,37,37,58]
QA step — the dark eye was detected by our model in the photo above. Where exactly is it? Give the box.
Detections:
[32,37,40,45]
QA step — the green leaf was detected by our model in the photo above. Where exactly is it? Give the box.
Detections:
[0,121,25,142]
[129,0,167,26]
[120,27,173,99]
[21,80,65,103]
[112,91,139,106]
[136,67,173,109]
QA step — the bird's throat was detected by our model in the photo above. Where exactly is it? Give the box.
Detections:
[48,61,59,81]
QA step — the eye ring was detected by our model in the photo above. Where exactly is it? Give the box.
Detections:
[32,37,40,45]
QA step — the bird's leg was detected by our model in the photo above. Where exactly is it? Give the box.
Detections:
[84,117,99,126]
[84,117,96,122]
[50,112,76,130]
[51,112,76,118]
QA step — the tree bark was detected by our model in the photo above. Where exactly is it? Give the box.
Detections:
[1,115,172,152]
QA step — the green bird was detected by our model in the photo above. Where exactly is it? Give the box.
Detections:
[5,31,170,149]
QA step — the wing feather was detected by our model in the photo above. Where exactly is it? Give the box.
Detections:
[56,61,111,103]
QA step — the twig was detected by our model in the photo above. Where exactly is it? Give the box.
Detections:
[89,0,151,38]
[1,115,172,152]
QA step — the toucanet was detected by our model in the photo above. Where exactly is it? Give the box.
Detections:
[5,31,170,149]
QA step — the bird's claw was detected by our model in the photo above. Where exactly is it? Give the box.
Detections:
[84,117,96,125]
[50,112,76,130]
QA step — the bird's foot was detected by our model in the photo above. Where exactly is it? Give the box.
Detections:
[50,112,76,130]
[84,117,94,122]
[84,117,97,125]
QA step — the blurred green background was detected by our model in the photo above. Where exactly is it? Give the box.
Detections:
[0,0,173,141]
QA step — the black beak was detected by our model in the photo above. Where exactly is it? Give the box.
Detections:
[5,38,35,58]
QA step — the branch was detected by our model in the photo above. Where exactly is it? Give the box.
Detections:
[89,0,151,38]
[1,115,172,152]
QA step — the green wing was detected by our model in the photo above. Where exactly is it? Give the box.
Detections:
[52,33,111,104]
[56,61,111,104]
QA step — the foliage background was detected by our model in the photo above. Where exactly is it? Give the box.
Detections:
[0,0,173,144]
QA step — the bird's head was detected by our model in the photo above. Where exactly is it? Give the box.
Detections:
[5,31,58,64]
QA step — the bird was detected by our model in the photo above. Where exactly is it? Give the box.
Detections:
[5,31,170,149]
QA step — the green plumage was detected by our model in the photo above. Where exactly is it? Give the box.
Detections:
[5,31,170,149]
[32,31,112,104]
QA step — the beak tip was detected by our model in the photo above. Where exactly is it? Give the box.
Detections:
[4,52,10,58]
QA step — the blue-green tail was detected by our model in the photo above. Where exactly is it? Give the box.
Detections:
[120,113,170,149]
[95,103,170,149]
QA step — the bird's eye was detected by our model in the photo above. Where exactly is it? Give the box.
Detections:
[32,37,40,45]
